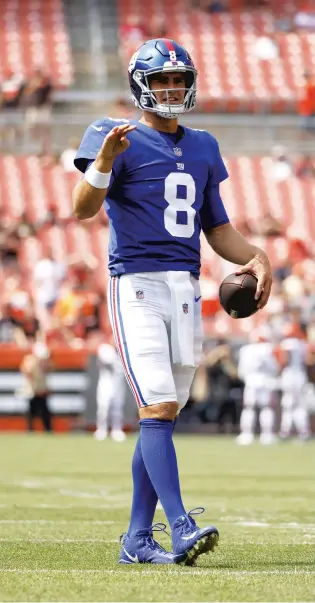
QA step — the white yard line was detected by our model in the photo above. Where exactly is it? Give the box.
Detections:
[0,538,118,543]
[0,569,314,576]
[0,520,116,524]
[0,503,129,509]
[230,521,315,530]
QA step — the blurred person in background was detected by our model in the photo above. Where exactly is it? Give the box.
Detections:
[197,0,229,13]
[237,326,279,445]
[0,68,25,147]
[270,145,293,182]
[14,211,37,239]
[298,72,315,134]
[67,252,99,289]
[19,342,53,432]
[295,153,315,178]
[278,323,311,441]
[194,342,242,430]
[253,31,279,62]
[53,277,101,347]
[254,212,284,238]
[110,97,138,120]
[148,15,168,38]
[13,302,41,349]
[0,215,20,272]
[294,2,315,31]
[60,137,80,173]
[21,68,53,152]
[119,16,149,62]
[33,248,67,326]
[94,339,127,442]
[0,302,16,343]
[2,275,31,324]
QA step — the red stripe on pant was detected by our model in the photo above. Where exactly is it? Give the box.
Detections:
[111,276,142,408]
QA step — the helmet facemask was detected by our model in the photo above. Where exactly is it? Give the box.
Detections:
[132,68,197,119]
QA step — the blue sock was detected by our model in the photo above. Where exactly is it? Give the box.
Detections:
[128,436,158,535]
[140,418,186,528]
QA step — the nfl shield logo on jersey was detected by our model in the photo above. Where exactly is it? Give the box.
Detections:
[182,303,188,314]
[173,147,182,157]
[136,290,144,299]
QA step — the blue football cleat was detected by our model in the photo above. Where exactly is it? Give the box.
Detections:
[119,522,175,564]
[172,507,219,566]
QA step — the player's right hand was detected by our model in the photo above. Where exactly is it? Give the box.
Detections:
[98,124,137,161]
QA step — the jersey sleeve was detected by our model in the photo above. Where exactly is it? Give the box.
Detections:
[199,183,230,233]
[74,119,124,179]
[199,134,230,233]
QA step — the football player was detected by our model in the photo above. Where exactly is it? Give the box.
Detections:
[73,38,272,565]
[94,340,126,442]
[237,326,279,445]
[279,323,311,441]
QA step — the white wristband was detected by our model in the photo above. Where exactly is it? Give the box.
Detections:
[84,162,112,189]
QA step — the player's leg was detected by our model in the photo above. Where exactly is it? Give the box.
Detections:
[109,274,177,564]
[110,372,127,442]
[94,377,110,440]
[26,396,36,431]
[170,363,219,565]
[292,405,311,441]
[40,395,52,432]
[258,389,277,445]
[279,390,294,439]
[291,382,311,441]
[236,384,256,445]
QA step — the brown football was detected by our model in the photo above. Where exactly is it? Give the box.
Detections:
[219,272,260,319]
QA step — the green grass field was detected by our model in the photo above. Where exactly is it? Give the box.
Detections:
[0,434,314,602]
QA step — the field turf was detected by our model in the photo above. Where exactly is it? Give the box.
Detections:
[0,434,314,601]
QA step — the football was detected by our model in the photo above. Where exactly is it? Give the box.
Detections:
[219,272,260,319]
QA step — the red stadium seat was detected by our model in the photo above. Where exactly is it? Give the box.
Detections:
[117,0,315,112]
[0,0,73,87]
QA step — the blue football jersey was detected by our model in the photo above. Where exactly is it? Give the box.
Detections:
[74,118,229,277]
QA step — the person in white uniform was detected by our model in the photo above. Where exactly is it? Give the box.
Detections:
[237,326,279,445]
[94,341,126,442]
[279,324,311,441]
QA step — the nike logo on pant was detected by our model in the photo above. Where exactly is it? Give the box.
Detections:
[194,296,201,302]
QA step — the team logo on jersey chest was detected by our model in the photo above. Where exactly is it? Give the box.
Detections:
[136,290,144,300]
[173,147,182,157]
[182,303,189,314]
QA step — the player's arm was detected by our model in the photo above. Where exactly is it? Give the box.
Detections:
[205,222,272,308]
[201,136,272,307]
[201,182,272,308]
[72,123,136,220]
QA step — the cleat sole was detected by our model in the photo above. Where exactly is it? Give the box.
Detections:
[177,531,219,567]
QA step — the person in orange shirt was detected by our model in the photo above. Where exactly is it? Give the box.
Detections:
[298,72,315,133]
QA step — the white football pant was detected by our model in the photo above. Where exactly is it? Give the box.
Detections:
[108,272,203,409]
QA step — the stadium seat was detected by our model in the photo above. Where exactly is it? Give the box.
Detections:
[117,0,315,112]
[0,0,73,87]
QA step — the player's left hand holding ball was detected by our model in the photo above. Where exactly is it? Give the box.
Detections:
[235,252,272,309]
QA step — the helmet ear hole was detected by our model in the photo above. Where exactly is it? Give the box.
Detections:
[185,72,194,88]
